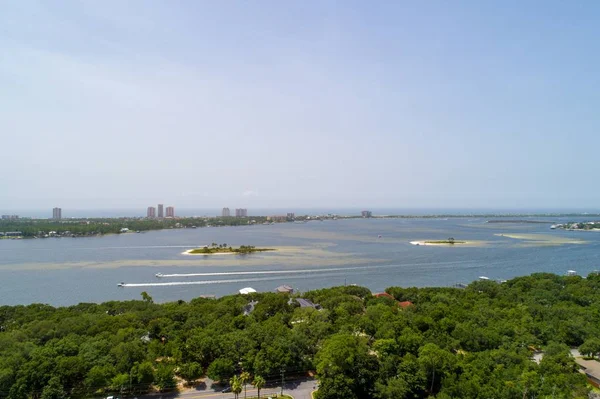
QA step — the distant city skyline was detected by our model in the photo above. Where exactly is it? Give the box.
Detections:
[235,208,248,218]
[166,206,175,218]
[146,206,156,218]
[2,2,600,209]
[4,206,600,220]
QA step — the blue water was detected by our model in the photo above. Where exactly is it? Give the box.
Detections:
[1,217,599,306]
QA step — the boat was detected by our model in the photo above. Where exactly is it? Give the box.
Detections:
[117,282,125,287]
[239,287,257,295]
[479,276,490,281]
[155,273,163,278]
[566,270,577,276]
[378,235,382,238]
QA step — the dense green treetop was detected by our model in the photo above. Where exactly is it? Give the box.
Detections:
[0,217,269,238]
[1,273,598,398]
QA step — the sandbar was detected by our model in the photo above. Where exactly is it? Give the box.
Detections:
[182,250,237,256]
[410,240,485,247]
[495,233,587,246]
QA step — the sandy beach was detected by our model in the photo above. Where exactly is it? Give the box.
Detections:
[181,249,237,256]
[410,240,484,247]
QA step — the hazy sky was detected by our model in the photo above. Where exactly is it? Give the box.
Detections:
[2,1,600,211]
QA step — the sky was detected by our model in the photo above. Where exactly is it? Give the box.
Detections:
[1,1,600,212]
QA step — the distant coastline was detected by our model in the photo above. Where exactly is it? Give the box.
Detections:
[3,213,600,240]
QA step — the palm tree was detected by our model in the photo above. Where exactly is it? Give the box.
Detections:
[252,376,266,399]
[230,375,242,399]
[240,371,251,399]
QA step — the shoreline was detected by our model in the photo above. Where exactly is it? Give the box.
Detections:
[181,249,237,256]
[410,240,484,247]
[410,240,465,246]
[4,213,600,241]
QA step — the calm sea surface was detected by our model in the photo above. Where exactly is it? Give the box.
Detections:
[1,217,599,306]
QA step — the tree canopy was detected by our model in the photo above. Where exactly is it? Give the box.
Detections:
[0,273,597,398]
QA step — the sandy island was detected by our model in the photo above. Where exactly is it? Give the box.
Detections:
[182,247,277,256]
[410,240,485,247]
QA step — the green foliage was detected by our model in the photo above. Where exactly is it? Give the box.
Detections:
[41,377,66,399]
[252,375,266,399]
[188,245,274,255]
[177,362,203,385]
[315,334,379,399]
[0,274,597,398]
[207,358,235,382]
[154,364,176,391]
[230,375,243,399]
[579,338,600,358]
[0,216,272,238]
[140,291,153,303]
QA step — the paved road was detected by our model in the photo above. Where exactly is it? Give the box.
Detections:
[138,378,315,399]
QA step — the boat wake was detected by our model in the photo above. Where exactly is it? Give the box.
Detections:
[120,274,344,287]
[154,259,488,279]
[155,265,378,278]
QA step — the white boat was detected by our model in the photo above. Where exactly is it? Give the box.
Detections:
[155,273,163,278]
[479,276,490,281]
[239,287,257,295]
[566,270,577,276]
[117,282,125,287]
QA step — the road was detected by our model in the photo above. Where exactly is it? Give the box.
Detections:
[137,378,315,399]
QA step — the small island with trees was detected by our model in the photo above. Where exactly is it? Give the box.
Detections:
[410,237,468,246]
[552,221,600,231]
[184,243,275,255]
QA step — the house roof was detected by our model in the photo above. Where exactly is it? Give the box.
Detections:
[373,293,413,308]
[373,292,395,299]
[239,287,257,295]
[275,285,294,293]
[399,301,414,308]
[296,298,319,308]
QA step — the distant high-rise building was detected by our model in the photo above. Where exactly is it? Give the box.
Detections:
[52,207,62,220]
[235,208,248,217]
[287,213,295,219]
[166,206,175,218]
[361,210,372,218]
[1,215,19,220]
[222,207,231,217]
[157,204,164,218]
[147,207,156,218]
